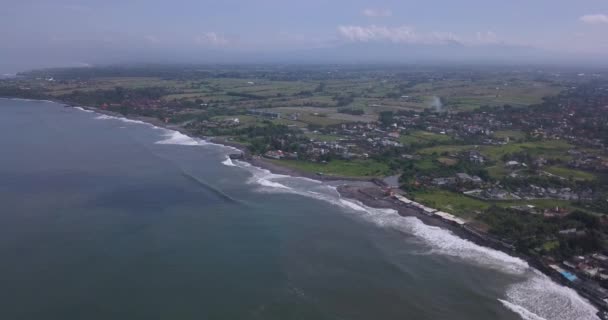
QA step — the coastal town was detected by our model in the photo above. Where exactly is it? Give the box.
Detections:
[2,64,608,317]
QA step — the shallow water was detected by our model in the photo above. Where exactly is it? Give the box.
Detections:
[0,99,599,320]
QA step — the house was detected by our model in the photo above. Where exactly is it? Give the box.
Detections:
[456,173,483,185]
[543,207,570,218]
[558,228,578,235]
[466,150,486,164]
[264,150,284,160]
[506,160,521,167]
[432,177,457,186]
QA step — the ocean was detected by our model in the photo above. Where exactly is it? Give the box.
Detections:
[0,99,599,320]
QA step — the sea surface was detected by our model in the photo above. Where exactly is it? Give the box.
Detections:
[0,99,600,320]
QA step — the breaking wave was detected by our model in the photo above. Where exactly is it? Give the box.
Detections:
[73,106,93,113]
[3,98,55,103]
[155,130,208,146]
[229,159,599,320]
[89,109,242,153]
[233,161,295,191]
[222,156,237,167]
[94,114,151,126]
[82,101,599,320]
[501,271,599,320]
[499,299,547,320]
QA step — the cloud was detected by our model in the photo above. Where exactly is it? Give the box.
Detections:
[337,25,460,45]
[194,32,229,46]
[362,8,392,17]
[580,14,608,25]
[476,31,499,44]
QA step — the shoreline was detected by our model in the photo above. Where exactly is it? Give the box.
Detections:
[5,97,606,318]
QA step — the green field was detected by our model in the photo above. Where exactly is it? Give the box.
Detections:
[270,159,391,178]
[305,133,343,142]
[410,188,606,220]
[414,158,439,171]
[480,140,573,162]
[417,145,474,156]
[493,130,527,141]
[486,165,508,179]
[437,157,459,166]
[399,130,452,145]
[411,190,489,219]
[544,166,596,181]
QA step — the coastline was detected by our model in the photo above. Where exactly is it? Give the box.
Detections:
[5,98,605,318]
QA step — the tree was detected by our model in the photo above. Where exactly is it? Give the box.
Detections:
[379,111,394,126]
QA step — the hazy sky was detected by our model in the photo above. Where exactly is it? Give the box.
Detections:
[2,0,608,72]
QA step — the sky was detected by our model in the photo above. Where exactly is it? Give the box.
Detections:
[1,0,608,72]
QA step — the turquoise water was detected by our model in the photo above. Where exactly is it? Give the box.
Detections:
[0,99,599,320]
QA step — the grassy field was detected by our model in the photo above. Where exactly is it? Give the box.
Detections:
[270,159,391,178]
[437,157,459,166]
[34,73,564,132]
[416,158,440,171]
[544,166,596,181]
[399,130,452,145]
[411,190,489,219]
[417,145,474,156]
[305,133,343,142]
[486,165,508,179]
[436,81,561,111]
[493,130,527,141]
[411,190,598,220]
[480,140,573,161]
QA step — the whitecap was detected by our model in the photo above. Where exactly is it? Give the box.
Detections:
[499,299,548,320]
[221,156,237,167]
[73,106,93,113]
[95,114,113,120]
[94,113,158,127]
[155,130,207,146]
[238,162,295,191]
[502,271,599,320]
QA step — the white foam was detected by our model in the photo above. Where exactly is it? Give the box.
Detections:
[73,106,93,113]
[6,98,39,102]
[238,162,295,191]
[155,130,205,146]
[221,156,237,167]
[0,97,55,103]
[95,114,113,120]
[502,271,599,320]
[499,299,547,320]
[87,108,242,152]
[338,199,370,212]
[94,113,158,127]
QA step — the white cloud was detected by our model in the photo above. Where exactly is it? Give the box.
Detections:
[362,8,392,17]
[476,31,499,44]
[194,32,229,46]
[337,25,460,45]
[580,14,608,25]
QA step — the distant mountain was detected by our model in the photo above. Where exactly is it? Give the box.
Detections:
[273,42,568,65]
